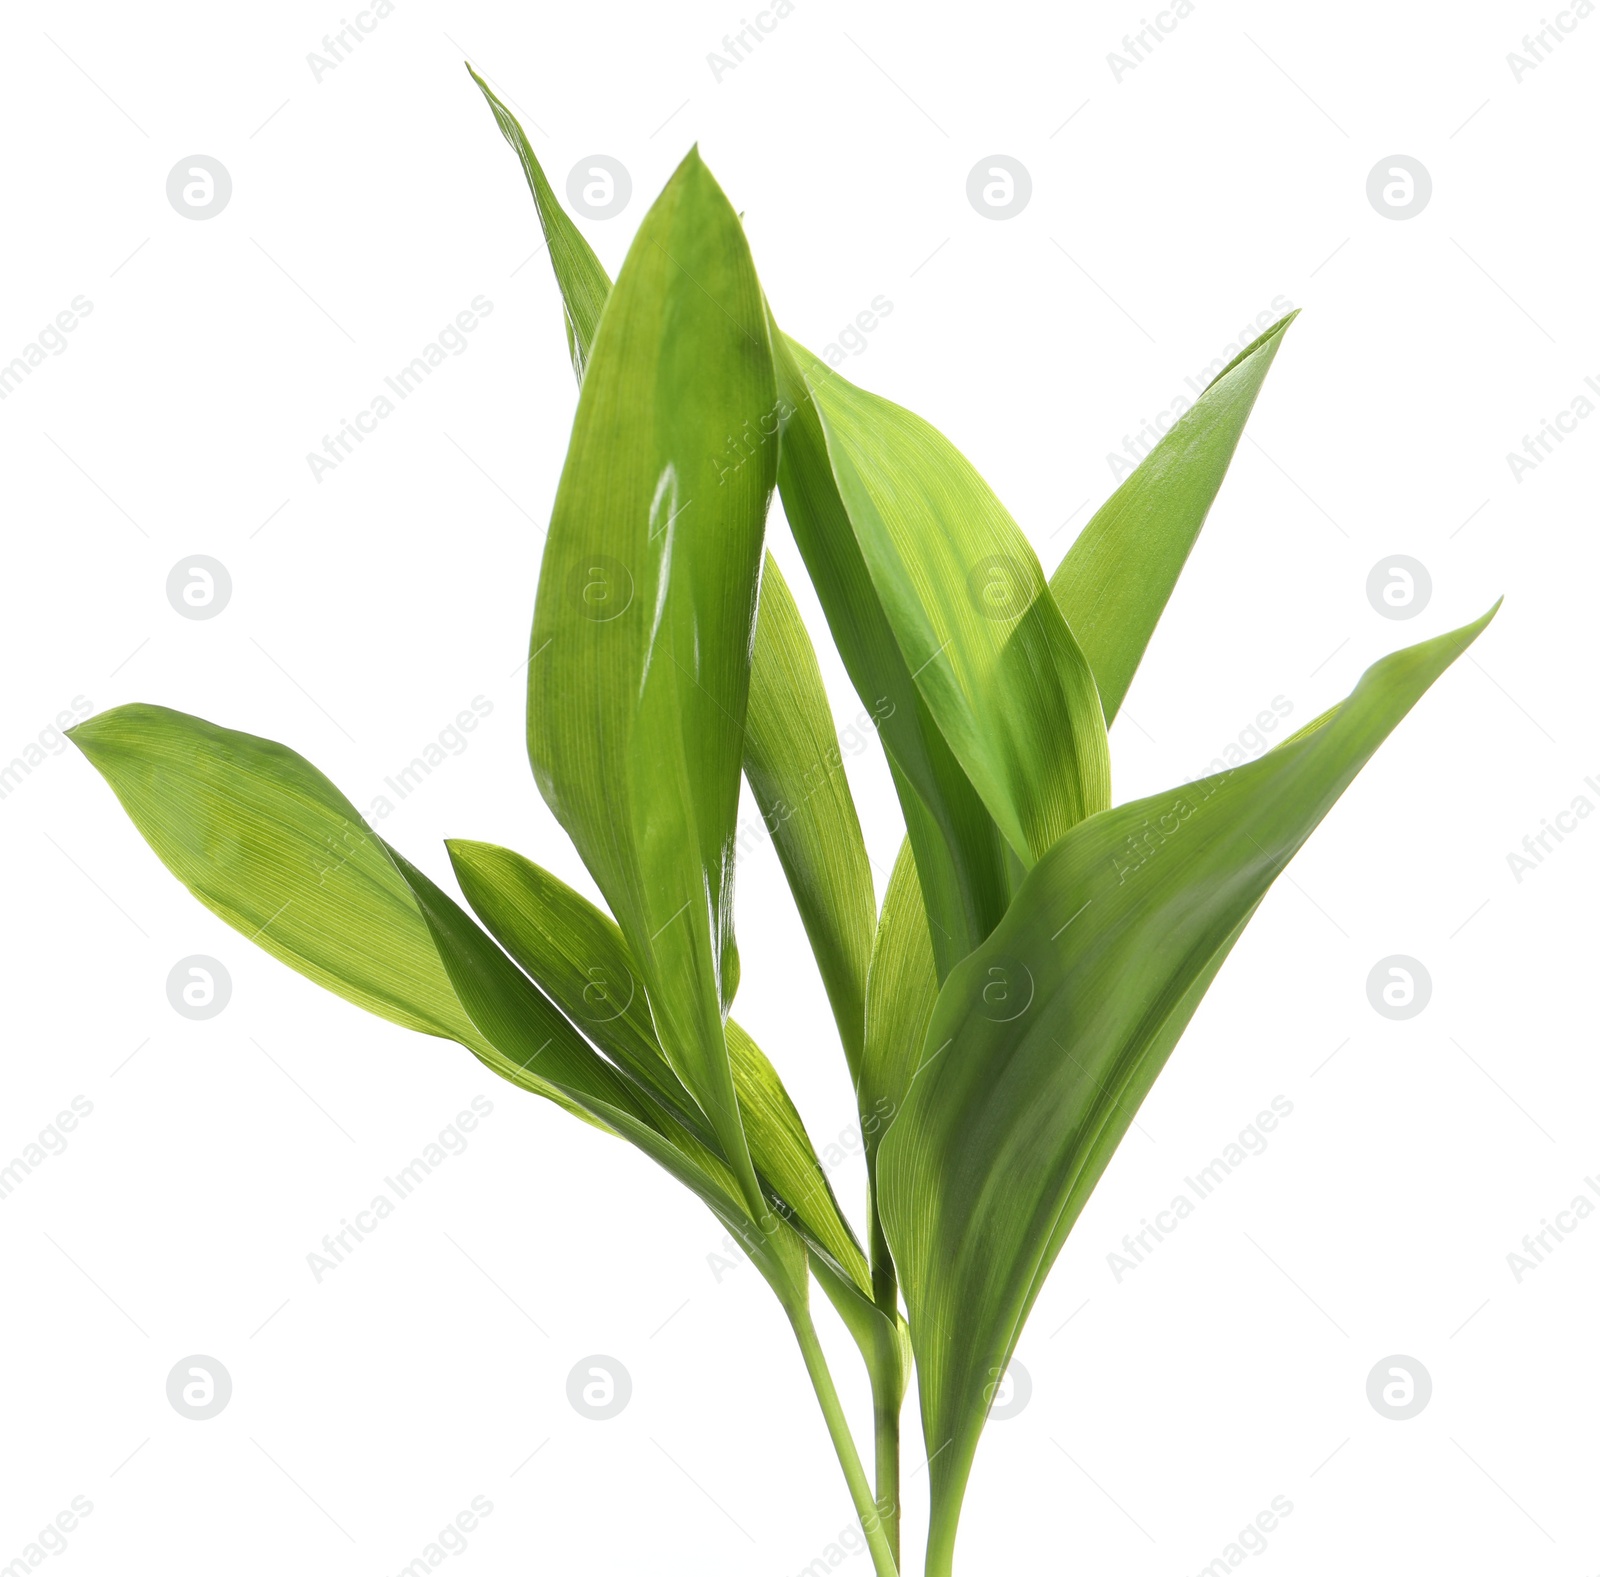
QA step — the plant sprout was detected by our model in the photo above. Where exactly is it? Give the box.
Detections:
[66,66,1498,1576]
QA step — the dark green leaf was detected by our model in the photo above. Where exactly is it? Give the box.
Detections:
[743,554,877,1070]
[526,147,777,1210]
[879,604,1498,1573]
[1050,312,1296,724]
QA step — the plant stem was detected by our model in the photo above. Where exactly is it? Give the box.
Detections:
[870,1364,901,1568]
[867,1198,902,1567]
[789,1303,900,1577]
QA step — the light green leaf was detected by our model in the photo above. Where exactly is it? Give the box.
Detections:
[860,837,937,1176]
[787,339,1112,867]
[771,330,1014,979]
[878,604,1498,1574]
[743,555,877,1070]
[1050,312,1296,723]
[473,91,880,1065]
[468,67,609,381]
[526,147,777,1212]
[445,838,870,1293]
[69,703,810,1302]
[398,844,811,1300]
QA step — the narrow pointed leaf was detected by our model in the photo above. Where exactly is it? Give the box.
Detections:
[69,703,810,1302]
[785,339,1112,865]
[67,705,650,1131]
[772,329,1013,977]
[527,148,776,1209]
[468,67,609,381]
[473,90,881,1055]
[742,554,876,1070]
[878,604,1497,1571]
[446,838,870,1293]
[1050,312,1296,723]
[399,844,810,1301]
[860,837,937,1170]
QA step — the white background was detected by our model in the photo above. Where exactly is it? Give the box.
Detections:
[2,1,1596,1573]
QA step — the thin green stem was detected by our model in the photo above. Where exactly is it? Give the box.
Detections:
[867,1189,902,1567]
[789,1302,900,1577]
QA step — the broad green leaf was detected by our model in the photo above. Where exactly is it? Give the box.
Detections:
[786,339,1112,866]
[771,329,1014,979]
[878,604,1498,1574]
[1050,312,1296,723]
[743,555,876,1070]
[526,148,776,1211]
[397,846,811,1301]
[445,837,871,1293]
[473,90,880,1064]
[468,67,608,381]
[69,703,809,1303]
[447,837,701,1124]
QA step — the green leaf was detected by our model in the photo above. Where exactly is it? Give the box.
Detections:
[878,604,1498,1574]
[727,1018,870,1292]
[860,837,937,1176]
[447,837,700,1122]
[771,330,1014,979]
[526,147,777,1212]
[446,837,871,1292]
[398,844,811,1300]
[468,67,609,382]
[1050,312,1297,724]
[743,554,877,1071]
[68,703,811,1302]
[473,90,880,1066]
[785,339,1112,867]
